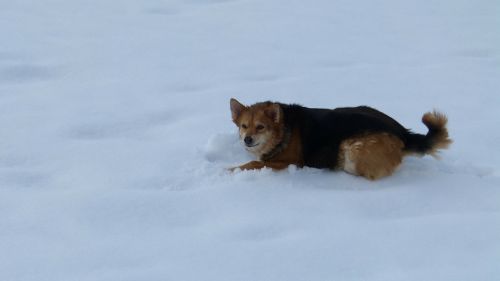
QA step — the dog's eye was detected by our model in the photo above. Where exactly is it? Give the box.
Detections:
[256,125,264,130]
[241,124,248,129]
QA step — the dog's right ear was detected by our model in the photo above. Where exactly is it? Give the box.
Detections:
[230,98,246,124]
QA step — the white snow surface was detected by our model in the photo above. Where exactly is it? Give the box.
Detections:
[1,0,500,280]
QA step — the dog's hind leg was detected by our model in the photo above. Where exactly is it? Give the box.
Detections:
[339,133,404,180]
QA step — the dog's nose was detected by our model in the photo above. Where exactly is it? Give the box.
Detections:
[244,136,253,146]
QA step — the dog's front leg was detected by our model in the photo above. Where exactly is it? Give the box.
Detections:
[262,161,291,170]
[230,161,290,171]
[230,161,266,171]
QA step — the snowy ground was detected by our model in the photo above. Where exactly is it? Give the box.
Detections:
[1,0,500,280]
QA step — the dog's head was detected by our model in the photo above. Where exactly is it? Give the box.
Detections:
[230,98,284,157]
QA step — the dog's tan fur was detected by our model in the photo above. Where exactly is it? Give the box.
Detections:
[338,133,404,180]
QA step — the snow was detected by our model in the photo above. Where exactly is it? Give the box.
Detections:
[1,0,500,280]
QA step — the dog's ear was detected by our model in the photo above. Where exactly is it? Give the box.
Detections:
[230,98,246,124]
[265,103,282,123]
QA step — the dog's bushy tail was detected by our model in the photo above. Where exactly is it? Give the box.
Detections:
[404,111,452,157]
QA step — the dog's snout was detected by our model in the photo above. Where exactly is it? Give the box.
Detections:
[244,136,253,145]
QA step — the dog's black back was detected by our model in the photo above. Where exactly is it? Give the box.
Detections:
[281,104,411,169]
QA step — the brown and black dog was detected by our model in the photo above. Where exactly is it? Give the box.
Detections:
[229,98,452,180]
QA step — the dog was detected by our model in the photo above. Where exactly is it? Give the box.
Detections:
[229,98,452,180]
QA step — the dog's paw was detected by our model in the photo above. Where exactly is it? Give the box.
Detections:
[227,166,241,173]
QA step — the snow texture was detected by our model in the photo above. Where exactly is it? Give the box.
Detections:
[1,0,499,280]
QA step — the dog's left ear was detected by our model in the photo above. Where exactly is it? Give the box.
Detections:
[265,103,282,123]
[230,98,246,124]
